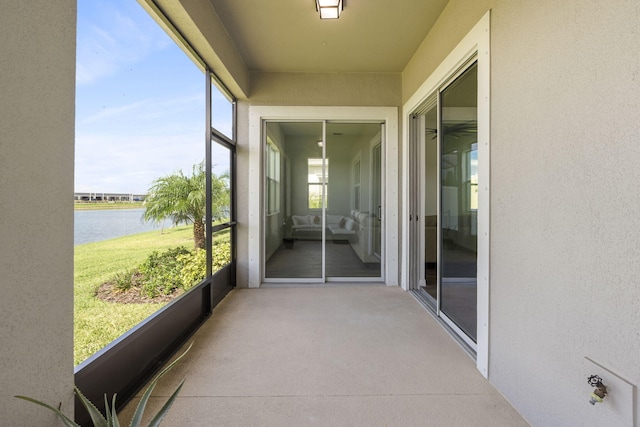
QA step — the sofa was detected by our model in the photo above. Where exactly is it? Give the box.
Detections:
[289,214,358,241]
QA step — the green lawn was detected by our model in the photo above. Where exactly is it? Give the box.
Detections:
[74,225,193,365]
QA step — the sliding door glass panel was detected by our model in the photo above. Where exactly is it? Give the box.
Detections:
[264,122,323,279]
[440,63,478,342]
[372,142,382,259]
[325,122,381,278]
[423,102,438,301]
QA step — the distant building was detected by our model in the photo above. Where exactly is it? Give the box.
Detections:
[74,192,146,202]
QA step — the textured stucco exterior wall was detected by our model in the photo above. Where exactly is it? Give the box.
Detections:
[402,0,493,103]
[234,101,251,287]
[0,2,76,424]
[406,0,640,426]
[249,72,401,106]
[490,1,640,425]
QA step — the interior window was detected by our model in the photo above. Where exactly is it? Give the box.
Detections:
[267,140,281,215]
[308,157,328,210]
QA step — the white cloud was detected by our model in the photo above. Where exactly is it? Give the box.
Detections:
[79,92,203,125]
[75,130,204,194]
[76,1,171,86]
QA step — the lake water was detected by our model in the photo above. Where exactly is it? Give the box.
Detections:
[75,208,163,245]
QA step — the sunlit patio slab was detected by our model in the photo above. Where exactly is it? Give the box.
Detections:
[120,286,529,426]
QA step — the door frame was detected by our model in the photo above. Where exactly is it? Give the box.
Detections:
[248,106,399,288]
[370,134,383,260]
[401,11,490,378]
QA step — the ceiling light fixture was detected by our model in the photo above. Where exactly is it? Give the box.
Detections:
[316,0,343,19]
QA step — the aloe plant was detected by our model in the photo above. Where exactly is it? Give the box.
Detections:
[16,343,192,427]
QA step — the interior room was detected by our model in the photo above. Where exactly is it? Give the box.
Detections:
[264,122,383,280]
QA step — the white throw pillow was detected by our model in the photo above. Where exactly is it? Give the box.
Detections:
[292,215,309,226]
[344,218,357,231]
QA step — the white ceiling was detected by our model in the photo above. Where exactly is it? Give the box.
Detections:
[207,0,449,73]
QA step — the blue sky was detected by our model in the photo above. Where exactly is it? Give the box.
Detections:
[75,0,227,194]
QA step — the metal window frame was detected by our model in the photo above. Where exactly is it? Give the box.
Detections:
[74,7,237,422]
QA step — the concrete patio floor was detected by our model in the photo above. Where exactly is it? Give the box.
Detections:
[120,286,530,426]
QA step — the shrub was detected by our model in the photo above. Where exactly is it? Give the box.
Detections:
[177,249,206,289]
[212,242,231,271]
[177,242,231,290]
[104,242,232,300]
[138,246,191,298]
[112,268,140,292]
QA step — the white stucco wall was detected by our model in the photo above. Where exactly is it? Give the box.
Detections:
[0,2,76,425]
[491,1,640,425]
[405,1,640,426]
[249,72,401,106]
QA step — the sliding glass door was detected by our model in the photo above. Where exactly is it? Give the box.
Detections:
[440,63,478,342]
[264,121,382,281]
[264,122,322,279]
[411,60,478,347]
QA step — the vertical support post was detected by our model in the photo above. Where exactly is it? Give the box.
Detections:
[205,68,213,278]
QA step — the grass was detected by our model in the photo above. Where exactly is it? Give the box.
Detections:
[74,225,194,365]
[75,202,145,210]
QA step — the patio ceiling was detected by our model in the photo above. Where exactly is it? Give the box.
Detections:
[207,0,449,73]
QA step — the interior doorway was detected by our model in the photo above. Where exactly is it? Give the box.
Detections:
[263,121,383,282]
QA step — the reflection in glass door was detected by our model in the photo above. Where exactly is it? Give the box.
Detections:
[423,101,438,302]
[411,61,478,347]
[264,121,382,281]
[440,63,478,342]
[371,142,382,260]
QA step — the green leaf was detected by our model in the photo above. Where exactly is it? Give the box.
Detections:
[105,394,113,425]
[14,395,80,427]
[17,344,191,427]
[129,343,193,427]
[74,386,109,427]
[145,380,185,427]
[111,394,121,427]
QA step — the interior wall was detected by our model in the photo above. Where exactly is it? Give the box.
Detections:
[285,136,352,217]
[288,136,324,215]
[264,126,286,260]
[405,0,640,426]
[326,138,353,214]
[0,2,76,424]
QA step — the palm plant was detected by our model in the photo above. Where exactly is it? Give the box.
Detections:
[143,162,229,249]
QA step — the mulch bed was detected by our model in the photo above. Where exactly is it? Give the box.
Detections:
[95,281,183,304]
